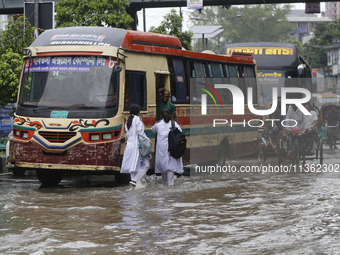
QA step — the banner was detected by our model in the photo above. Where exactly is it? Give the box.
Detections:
[187,0,203,10]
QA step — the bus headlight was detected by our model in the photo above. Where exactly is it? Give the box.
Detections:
[90,134,100,141]
[80,129,121,143]
[22,132,28,139]
[13,128,34,140]
[102,133,113,140]
[14,130,20,137]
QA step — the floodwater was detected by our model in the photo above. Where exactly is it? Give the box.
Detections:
[1,148,340,254]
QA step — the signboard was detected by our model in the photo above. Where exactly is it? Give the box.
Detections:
[305,2,320,14]
[226,47,294,56]
[187,0,203,10]
[314,69,325,93]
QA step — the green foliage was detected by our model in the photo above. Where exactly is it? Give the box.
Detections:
[0,16,35,56]
[55,0,134,29]
[306,19,340,67]
[149,9,193,51]
[189,5,293,53]
[286,39,309,63]
[0,49,23,107]
[0,16,35,107]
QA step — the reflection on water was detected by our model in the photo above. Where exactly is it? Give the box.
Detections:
[1,154,340,254]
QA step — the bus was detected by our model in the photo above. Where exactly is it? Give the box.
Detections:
[8,27,259,185]
[225,42,312,109]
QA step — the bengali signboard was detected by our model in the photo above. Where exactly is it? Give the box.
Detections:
[305,2,320,14]
[187,0,203,10]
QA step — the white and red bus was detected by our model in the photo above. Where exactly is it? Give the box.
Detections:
[8,27,259,185]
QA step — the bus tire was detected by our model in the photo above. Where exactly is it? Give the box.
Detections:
[12,167,26,176]
[36,170,63,186]
[217,140,230,166]
[113,172,131,184]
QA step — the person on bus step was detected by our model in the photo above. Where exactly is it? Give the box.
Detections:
[120,104,151,187]
[151,108,183,186]
[156,87,178,123]
[325,105,340,149]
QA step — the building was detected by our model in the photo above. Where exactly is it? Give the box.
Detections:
[325,2,340,20]
[286,10,332,43]
[323,44,340,93]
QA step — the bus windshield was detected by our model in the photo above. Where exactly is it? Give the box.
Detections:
[19,56,118,110]
[257,70,297,109]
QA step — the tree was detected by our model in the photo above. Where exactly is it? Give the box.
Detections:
[55,0,133,29]
[0,16,35,107]
[0,49,22,107]
[0,16,35,56]
[189,5,293,53]
[306,20,340,67]
[149,9,193,51]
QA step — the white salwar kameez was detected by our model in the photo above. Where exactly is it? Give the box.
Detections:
[120,115,150,184]
[151,120,183,186]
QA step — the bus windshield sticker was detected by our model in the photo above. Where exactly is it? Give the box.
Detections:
[51,34,106,42]
[50,111,69,118]
[24,56,117,73]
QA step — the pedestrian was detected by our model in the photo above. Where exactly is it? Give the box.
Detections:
[120,104,151,187]
[151,108,183,186]
[325,105,340,149]
[156,87,178,122]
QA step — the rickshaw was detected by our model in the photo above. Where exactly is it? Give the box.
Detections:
[319,102,340,145]
[278,105,324,166]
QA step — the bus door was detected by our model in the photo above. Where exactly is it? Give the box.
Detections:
[168,58,187,103]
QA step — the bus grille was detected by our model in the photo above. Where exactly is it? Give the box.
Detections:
[38,131,77,143]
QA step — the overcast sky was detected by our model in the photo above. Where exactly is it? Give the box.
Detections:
[137,2,326,32]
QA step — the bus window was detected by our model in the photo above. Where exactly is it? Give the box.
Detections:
[224,64,230,78]
[125,71,146,111]
[244,66,257,104]
[211,63,222,78]
[207,63,213,78]
[168,58,187,103]
[189,62,196,78]
[228,65,239,87]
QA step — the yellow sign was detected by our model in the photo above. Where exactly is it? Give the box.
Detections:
[227,47,294,56]
[258,72,282,77]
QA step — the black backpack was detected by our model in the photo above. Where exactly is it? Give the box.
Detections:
[168,121,187,159]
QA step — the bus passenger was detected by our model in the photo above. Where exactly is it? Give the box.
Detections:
[120,104,151,187]
[156,87,178,122]
[151,108,183,186]
[285,104,305,134]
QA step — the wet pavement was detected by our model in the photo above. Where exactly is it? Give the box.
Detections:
[1,146,340,254]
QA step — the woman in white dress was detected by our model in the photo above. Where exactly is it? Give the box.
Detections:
[120,104,151,186]
[151,108,183,186]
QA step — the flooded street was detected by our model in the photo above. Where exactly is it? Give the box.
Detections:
[1,147,340,254]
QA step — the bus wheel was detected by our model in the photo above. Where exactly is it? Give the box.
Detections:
[217,141,230,166]
[113,172,131,184]
[36,170,63,186]
[12,167,26,176]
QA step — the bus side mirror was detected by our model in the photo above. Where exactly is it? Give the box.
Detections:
[114,65,122,73]
[297,64,305,76]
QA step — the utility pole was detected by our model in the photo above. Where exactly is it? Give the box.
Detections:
[34,0,39,28]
